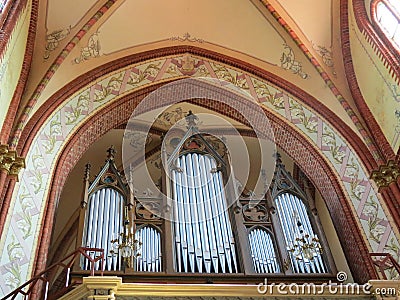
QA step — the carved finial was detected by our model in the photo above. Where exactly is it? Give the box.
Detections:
[84,163,91,180]
[273,152,284,167]
[107,145,116,160]
[185,110,198,129]
[81,163,91,208]
[127,164,135,210]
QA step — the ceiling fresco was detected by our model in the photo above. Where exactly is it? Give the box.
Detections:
[19,0,361,142]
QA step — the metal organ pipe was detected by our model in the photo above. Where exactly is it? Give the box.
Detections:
[135,226,162,272]
[108,191,116,271]
[266,231,280,272]
[81,187,124,271]
[275,193,326,273]
[90,192,99,267]
[275,194,301,273]
[213,161,238,273]
[204,157,225,273]
[290,194,325,273]
[254,229,267,272]
[186,154,203,273]
[102,188,110,270]
[181,155,196,272]
[249,228,280,273]
[199,155,218,273]
[95,189,105,270]
[171,153,238,273]
[195,155,212,273]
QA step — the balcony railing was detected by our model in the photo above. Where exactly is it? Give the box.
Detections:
[1,247,104,300]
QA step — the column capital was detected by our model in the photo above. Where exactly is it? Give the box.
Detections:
[371,160,400,189]
[0,144,25,178]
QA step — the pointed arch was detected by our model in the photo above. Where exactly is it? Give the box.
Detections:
[22,81,375,282]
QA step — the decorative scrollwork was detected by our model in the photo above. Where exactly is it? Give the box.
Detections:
[124,132,153,152]
[73,32,101,64]
[170,32,204,43]
[154,107,188,127]
[280,43,308,79]
[44,26,71,59]
[312,44,337,77]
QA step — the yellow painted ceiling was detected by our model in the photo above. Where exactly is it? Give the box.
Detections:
[20,0,363,138]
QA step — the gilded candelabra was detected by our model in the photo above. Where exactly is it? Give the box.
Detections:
[110,209,141,269]
[288,215,323,261]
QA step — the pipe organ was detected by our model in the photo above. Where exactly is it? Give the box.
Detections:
[171,153,239,273]
[275,192,326,273]
[79,147,129,272]
[77,144,334,278]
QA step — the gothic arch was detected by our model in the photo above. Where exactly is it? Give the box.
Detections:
[16,46,378,170]
[37,80,373,283]
[1,47,398,294]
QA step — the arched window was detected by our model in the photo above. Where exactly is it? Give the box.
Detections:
[373,0,400,48]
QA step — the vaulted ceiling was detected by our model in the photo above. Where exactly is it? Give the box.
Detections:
[22,0,360,137]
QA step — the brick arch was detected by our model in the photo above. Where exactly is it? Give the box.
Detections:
[34,79,375,284]
[16,46,377,171]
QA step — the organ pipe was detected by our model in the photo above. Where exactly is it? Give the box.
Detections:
[249,228,279,273]
[134,226,162,272]
[81,187,124,271]
[275,193,326,273]
[171,153,238,273]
